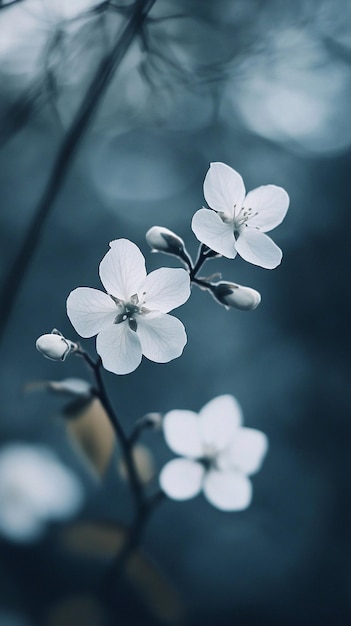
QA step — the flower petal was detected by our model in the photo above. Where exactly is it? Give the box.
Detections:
[99,239,146,300]
[191,209,237,258]
[96,323,142,375]
[203,162,246,219]
[66,287,117,338]
[159,458,204,500]
[141,268,190,313]
[199,395,243,451]
[244,185,289,232]
[163,410,204,458]
[203,469,252,511]
[0,501,43,543]
[136,313,187,363]
[220,428,268,475]
[235,228,282,269]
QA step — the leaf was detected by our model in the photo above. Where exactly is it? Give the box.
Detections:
[127,549,184,625]
[118,444,155,485]
[24,377,93,398]
[62,521,126,556]
[66,398,116,478]
[50,378,93,397]
[62,522,184,624]
[46,594,106,626]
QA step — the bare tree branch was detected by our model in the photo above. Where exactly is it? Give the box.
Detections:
[0,0,157,344]
[0,0,26,9]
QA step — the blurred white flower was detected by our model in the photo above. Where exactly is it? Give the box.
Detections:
[192,162,289,269]
[66,239,190,375]
[0,444,83,543]
[160,395,268,511]
[0,611,31,626]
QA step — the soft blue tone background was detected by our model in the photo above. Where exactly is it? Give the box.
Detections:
[0,0,351,624]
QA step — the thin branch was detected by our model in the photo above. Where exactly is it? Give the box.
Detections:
[102,489,165,600]
[128,412,161,446]
[0,0,26,9]
[190,243,219,280]
[192,276,214,291]
[0,82,42,146]
[76,347,166,596]
[95,365,145,512]
[0,0,157,345]
[76,350,144,513]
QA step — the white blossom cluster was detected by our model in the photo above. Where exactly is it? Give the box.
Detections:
[60,161,289,375]
[34,161,289,515]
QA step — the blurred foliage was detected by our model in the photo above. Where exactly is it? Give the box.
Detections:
[62,521,184,624]
[65,397,116,479]
[1,0,350,153]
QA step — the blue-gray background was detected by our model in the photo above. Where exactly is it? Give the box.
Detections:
[0,0,351,624]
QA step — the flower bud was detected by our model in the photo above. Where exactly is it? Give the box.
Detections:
[212,282,261,311]
[142,412,163,430]
[36,330,77,361]
[146,226,187,257]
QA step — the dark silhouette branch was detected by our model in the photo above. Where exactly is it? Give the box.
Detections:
[0,0,157,345]
[76,347,166,595]
[102,489,165,600]
[77,350,145,513]
[0,0,26,9]
[0,83,42,146]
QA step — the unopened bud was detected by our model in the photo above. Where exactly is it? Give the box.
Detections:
[212,282,261,311]
[36,329,77,361]
[146,226,187,258]
[142,412,163,430]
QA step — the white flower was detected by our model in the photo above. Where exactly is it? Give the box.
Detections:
[66,239,191,375]
[0,444,83,543]
[192,162,290,269]
[159,395,268,511]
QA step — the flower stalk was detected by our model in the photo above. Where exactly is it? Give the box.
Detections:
[102,489,165,600]
[74,347,165,593]
[189,243,219,280]
[76,349,145,514]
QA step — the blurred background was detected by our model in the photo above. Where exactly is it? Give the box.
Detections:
[0,0,351,624]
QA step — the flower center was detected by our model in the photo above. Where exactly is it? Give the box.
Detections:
[111,294,140,331]
[219,204,258,238]
[199,443,220,470]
